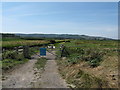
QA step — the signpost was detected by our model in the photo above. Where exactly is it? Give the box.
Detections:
[40,48,46,56]
[23,46,30,59]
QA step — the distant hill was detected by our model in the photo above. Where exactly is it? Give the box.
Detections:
[14,33,113,40]
[1,33,22,41]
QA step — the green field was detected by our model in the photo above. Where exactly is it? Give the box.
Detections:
[63,40,118,48]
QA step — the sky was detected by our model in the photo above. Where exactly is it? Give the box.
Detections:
[1,2,118,39]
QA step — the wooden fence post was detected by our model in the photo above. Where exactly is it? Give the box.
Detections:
[60,45,69,57]
[23,46,30,59]
[15,47,18,54]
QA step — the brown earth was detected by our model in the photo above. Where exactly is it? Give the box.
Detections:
[2,51,68,88]
[32,51,68,88]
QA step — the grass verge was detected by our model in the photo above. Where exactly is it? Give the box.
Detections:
[2,59,28,72]
[35,57,47,69]
[56,59,109,88]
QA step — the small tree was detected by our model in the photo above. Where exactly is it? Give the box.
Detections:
[50,40,56,44]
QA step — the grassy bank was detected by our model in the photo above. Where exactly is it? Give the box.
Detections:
[1,59,28,72]
[57,59,110,88]
[1,50,29,72]
[1,46,41,72]
[56,40,118,88]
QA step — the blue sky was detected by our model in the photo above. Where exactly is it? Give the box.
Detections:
[2,2,118,39]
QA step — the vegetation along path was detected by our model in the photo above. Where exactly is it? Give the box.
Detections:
[2,51,68,88]
[2,54,39,88]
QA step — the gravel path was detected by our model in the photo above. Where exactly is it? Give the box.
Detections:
[37,52,68,88]
[2,51,68,88]
[2,54,40,88]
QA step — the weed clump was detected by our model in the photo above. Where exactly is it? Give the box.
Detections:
[82,49,105,67]
[2,50,25,60]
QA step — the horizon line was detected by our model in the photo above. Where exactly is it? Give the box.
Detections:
[1,32,118,39]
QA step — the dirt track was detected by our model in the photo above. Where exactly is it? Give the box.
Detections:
[35,52,68,88]
[2,54,39,88]
[2,51,68,88]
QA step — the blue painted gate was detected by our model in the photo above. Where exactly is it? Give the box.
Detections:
[40,48,46,56]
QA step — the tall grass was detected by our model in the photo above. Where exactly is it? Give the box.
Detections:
[59,47,105,67]
[56,40,118,88]
[58,40,118,67]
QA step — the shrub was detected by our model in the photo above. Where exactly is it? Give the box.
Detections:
[64,47,105,67]
[89,59,100,67]
[2,51,18,60]
[16,54,24,61]
[68,57,78,64]
[2,50,25,60]
[50,40,56,44]
[82,49,105,67]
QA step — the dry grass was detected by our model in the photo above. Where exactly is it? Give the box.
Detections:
[56,40,118,88]
[2,40,49,48]
[57,54,118,88]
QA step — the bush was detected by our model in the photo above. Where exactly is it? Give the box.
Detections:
[2,51,18,60]
[2,49,31,72]
[68,57,78,64]
[66,47,85,55]
[89,59,100,67]
[64,47,105,67]
[50,40,56,44]
[2,50,25,61]
[16,54,24,61]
